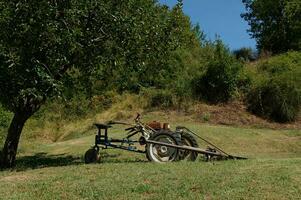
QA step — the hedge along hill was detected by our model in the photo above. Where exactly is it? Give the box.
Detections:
[246,52,301,122]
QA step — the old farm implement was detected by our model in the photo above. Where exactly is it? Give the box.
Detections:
[84,114,247,163]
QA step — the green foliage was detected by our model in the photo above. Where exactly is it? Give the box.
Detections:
[202,112,211,122]
[192,23,207,46]
[258,51,301,74]
[165,48,201,97]
[95,1,201,93]
[0,105,11,148]
[233,47,257,62]
[192,40,243,103]
[246,52,301,122]
[237,67,253,96]
[0,0,105,113]
[0,0,205,115]
[141,88,175,108]
[242,0,301,54]
[35,91,119,123]
[285,0,301,50]
[0,105,11,128]
[43,0,202,98]
[0,0,200,165]
[0,0,192,112]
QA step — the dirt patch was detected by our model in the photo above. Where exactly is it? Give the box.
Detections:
[192,101,301,129]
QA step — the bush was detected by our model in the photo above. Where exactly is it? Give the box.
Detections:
[246,52,301,122]
[236,67,254,98]
[141,88,175,108]
[192,40,242,103]
[149,90,174,108]
[90,91,120,110]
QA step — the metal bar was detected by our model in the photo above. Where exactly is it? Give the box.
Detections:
[126,131,139,139]
[105,128,108,144]
[106,143,146,154]
[97,139,139,144]
[109,139,124,143]
[228,155,247,160]
[146,140,227,157]
[108,121,135,126]
[178,127,230,156]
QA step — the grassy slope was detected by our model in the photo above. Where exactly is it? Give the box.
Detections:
[0,113,301,200]
[0,159,300,200]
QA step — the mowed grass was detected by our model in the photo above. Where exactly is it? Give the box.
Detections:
[0,115,301,200]
[0,159,300,200]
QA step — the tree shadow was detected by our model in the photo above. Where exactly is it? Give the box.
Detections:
[14,152,82,171]
[11,151,148,171]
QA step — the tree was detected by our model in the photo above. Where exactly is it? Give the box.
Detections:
[192,23,206,46]
[233,47,257,62]
[0,0,107,168]
[246,52,301,122]
[192,40,242,103]
[96,0,198,93]
[0,0,186,168]
[242,0,301,54]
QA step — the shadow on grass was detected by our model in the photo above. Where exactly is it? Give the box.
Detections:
[100,158,149,164]
[98,151,148,164]
[14,152,82,171]
[11,152,148,171]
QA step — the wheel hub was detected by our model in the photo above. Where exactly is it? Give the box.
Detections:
[160,146,168,154]
[147,133,179,162]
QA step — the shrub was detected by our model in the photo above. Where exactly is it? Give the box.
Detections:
[192,40,242,103]
[236,67,254,97]
[141,88,175,108]
[246,52,301,122]
[149,90,174,108]
[90,91,120,110]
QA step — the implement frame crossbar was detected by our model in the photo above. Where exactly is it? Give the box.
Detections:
[146,140,247,160]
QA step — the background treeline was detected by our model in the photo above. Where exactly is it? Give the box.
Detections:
[55,0,301,124]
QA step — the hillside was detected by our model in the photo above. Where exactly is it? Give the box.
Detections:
[0,1,300,199]
[0,111,300,199]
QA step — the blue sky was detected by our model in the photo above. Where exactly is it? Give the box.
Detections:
[159,0,256,50]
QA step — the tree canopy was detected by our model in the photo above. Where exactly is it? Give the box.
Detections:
[242,0,301,54]
[0,0,195,168]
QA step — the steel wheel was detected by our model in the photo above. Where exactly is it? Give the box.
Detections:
[179,132,198,161]
[146,132,179,163]
[84,147,99,164]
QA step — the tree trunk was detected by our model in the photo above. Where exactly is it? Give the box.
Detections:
[0,111,31,168]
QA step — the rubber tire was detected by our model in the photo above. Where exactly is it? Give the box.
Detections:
[84,148,99,164]
[179,132,199,161]
[146,131,180,163]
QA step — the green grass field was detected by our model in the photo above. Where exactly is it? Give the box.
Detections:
[0,114,301,200]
